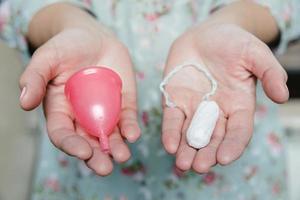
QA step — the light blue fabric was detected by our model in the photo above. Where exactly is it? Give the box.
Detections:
[1,0,300,199]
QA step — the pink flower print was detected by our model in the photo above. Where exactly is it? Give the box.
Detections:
[203,171,216,185]
[104,196,113,200]
[283,4,293,23]
[142,111,149,127]
[0,20,5,33]
[267,132,283,156]
[0,1,10,32]
[58,153,68,168]
[119,195,128,200]
[43,175,60,192]
[121,161,146,176]
[136,72,145,80]
[83,0,92,6]
[144,13,159,22]
[272,181,282,195]
[244,165,258,181]
[255,104,268,118]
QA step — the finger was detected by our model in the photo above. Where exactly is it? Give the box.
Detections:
[77,123,131,163]
[19,44,58,110]
[47,111,92,160]
[192,115,226,173]
[162,107,185,154]
[99,42,140,142]
[217,109,254,165]
[119,93,141,143]
[248,41,289,103]
[109,128,131,163]
[75,123,100,149]
[85,147,114,176]
[175,117,197,171]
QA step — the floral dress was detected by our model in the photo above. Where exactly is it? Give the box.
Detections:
[1,0,300,200]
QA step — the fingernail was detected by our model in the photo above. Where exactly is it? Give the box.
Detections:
[20,87,27,101]
[125,130,136,143]
[219,154,231,165]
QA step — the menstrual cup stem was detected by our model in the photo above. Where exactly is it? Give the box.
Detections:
[99,131,109,154]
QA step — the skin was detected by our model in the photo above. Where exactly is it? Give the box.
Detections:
[20,3,141,176]
[20,1,289,175]
[162,1,289,173]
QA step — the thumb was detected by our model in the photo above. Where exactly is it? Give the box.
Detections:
[248,41,289,104]
[19,45,58,110]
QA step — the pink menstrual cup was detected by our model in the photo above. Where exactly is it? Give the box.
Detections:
[65,67,122,153]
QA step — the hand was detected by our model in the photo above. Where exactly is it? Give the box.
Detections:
[161,23,288,173]
[19,28,141,176]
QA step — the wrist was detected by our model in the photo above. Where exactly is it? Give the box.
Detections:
[201,3,253,33]
[28,3,112,48]
[199,1,279,44]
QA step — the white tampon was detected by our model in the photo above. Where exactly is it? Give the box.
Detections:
[160,61,220,149]
[186,100,219,148]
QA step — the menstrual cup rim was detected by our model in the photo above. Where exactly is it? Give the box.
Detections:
[64,66,123,97]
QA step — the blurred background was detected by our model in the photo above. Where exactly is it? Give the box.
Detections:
[0,31,300,200]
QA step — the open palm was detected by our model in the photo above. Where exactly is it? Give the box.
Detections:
[19,28,140,175]
[162,24,288,173]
